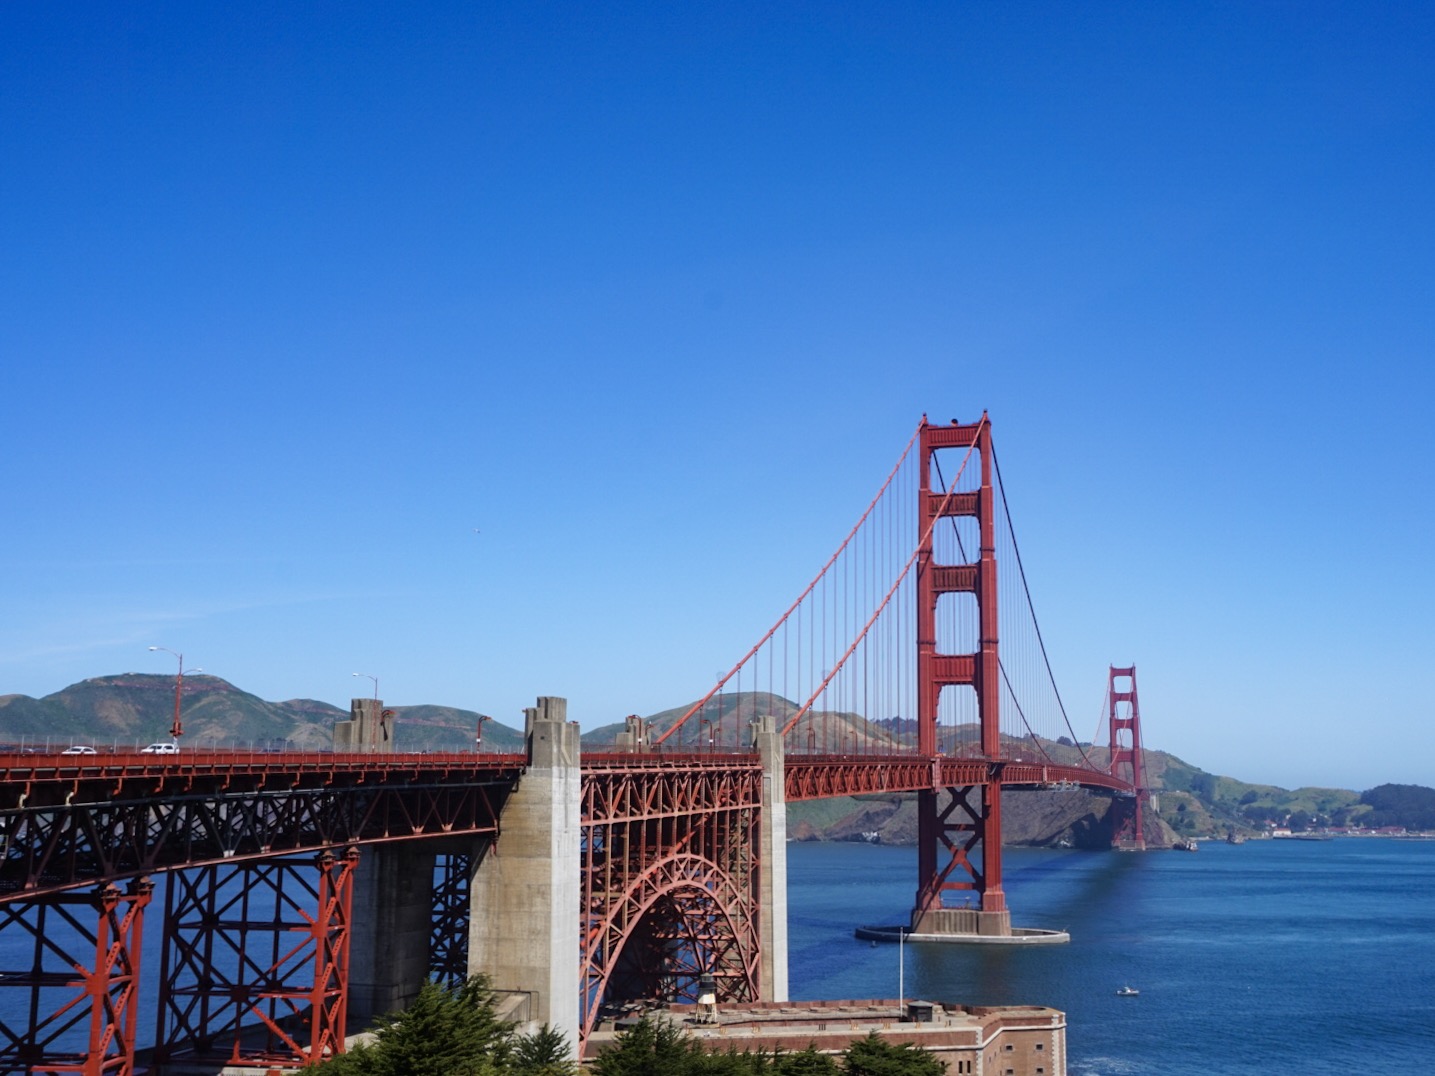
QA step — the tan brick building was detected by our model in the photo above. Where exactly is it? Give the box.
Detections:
[584,999,1066,1075]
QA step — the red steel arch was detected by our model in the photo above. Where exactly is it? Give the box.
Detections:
[579,756,764,1040]
[582,852,759,1035]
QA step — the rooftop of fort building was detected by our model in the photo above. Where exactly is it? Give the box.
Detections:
[584,998,1068,1075]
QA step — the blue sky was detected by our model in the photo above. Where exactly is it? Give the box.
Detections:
[2,3,1431,790]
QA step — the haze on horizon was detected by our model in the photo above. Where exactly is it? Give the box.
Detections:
[2,3,1431,792]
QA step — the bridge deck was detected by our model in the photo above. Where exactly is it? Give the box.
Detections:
[0,748,1132,900]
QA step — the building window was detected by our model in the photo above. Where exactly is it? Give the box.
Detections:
[1005,1043,1014,1051]
[1035,1043,1044,1051]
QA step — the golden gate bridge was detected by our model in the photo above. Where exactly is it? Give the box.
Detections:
[0,414,1148,1074]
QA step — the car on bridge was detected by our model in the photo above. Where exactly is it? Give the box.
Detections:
[141,742,181,755]
[61,745,97,755]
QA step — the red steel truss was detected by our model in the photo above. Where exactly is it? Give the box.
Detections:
[153,849,358,1069]
[0,752,523,900]
[579,755,764,1040]
[1107,665,1148,850]
[782,756,1131,801]
[0,878,152,1076]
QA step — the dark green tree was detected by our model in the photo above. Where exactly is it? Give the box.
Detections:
[513,1023,579,1076]
[842,1032,945,1076]
[304,976,569,1076]
[1361,784,1435,830]
[589,1015,699,1076]
[689,1047,773,1076]
[775,1046,841,1076]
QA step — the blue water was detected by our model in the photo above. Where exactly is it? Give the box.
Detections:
[786,838,1435,1074]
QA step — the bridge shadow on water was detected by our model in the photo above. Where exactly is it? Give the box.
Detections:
[787,840,1151,1007]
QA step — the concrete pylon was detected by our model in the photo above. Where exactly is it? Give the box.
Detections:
[469,697,581,1053]
[752,715,789,1002]
[614,714,650,752]
[348,843,436,1021]
[333,698,394,752]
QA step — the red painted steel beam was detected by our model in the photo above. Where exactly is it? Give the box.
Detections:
[0,763,522,901]
[0,878,152,1075]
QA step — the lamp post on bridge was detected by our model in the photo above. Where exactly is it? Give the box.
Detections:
[352,672,378,701]
[476,714,491,752]
[148,647,200,743]
[699,718,713,753]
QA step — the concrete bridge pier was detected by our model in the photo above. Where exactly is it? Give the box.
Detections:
[342,694,448,1024]
[348,835,489,1024]
[752,715,789,1002]
[348,843,437,1022]
[469,697,581,1053]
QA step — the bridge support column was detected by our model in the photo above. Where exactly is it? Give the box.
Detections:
[349,844,439,1022]
[912,784,1011,938]
[470,696,581,1053]
[0,878,152,1076]
[753,715,789,1002]
[349,838,488,1020]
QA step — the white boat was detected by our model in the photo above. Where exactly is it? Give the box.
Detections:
[1116,986,1139,997]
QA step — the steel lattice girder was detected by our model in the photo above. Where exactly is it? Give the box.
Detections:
[0,775,518,900]
[579,765,763,1038]
[782,757,1132,801]
[153,849,357,1069]
[429,850,474,989]
[0,752,529,811]
[0,878,152,1076]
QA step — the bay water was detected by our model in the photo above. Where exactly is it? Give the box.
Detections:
[787,838,1435,1073]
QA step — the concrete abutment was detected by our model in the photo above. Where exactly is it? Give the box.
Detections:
[468,697,582,1051]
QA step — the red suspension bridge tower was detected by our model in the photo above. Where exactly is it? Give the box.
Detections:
[912,414,1012,937]
[1107,665,1148,850]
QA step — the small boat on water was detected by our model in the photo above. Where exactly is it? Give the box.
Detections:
[1116,986,1140,997]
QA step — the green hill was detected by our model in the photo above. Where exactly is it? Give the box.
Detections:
[0,674,524,752]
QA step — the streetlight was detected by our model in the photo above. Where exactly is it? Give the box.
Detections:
[699,718,713,753]
[148,647,201,742]
[352,672,378,701]
[898,925,906,1011]
[476,714,491,752]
